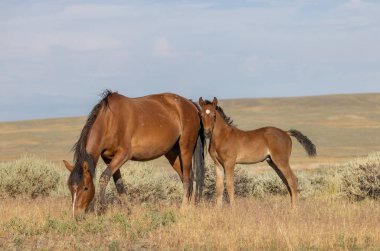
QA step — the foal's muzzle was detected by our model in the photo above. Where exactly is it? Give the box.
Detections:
[204,130,212,139]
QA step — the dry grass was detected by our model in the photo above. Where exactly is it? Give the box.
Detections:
[1,93,380,250]
[0,197,379,250]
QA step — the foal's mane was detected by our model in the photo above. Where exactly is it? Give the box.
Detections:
[68,89,115,185]
[204,100,235,127]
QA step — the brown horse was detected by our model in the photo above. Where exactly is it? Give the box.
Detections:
[199,97,316,208]
[63,90,204,218]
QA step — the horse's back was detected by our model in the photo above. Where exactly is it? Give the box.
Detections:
[103,92,200,160]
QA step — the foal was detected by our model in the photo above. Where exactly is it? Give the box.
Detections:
[199,97,316,208]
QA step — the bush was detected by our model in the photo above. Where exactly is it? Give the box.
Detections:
[339,152,380,201]
[0,155,60,198]
[120,163,182,203]
[203,162,255,200]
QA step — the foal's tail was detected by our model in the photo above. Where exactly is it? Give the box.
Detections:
[288,129,317,157]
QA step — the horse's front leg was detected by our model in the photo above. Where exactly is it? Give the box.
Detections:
[224,161,236,208]
[214,161,225,208]
[97,150,129,215]
[112,169,128,203]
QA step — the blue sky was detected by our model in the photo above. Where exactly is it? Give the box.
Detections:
[1,0,380,121]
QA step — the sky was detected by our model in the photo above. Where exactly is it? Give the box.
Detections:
[1,0,380,121]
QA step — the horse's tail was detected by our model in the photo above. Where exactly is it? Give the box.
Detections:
[193,129,205,204]
[190,101,205,204]
[288,129,317,157]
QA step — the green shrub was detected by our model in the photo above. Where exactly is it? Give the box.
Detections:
[339,152,380,201]
[120,163,182,203]
[0,155,60,198]
[251,172,288,197]
[203,162,255,200]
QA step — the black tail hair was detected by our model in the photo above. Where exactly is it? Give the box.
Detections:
[193,125,205,203]
[190,100,205,203]
[288,129,317,157]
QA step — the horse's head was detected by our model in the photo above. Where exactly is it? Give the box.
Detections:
[63,160,95,218]
[199,97,218,139]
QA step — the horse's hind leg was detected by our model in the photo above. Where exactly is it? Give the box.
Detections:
[165,146,194,209]
[178,138,198,210]
[267,156,298,208]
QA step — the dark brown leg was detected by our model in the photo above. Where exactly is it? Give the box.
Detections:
[102,156,128,205]
[98,150,129,215]
[267,156,298,208]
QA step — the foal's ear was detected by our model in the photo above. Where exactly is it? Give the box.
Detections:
[63,160,74,172]
[199,97,205,106]
[212,97,218,106]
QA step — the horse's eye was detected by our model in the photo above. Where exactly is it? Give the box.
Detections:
[84,187,88,191]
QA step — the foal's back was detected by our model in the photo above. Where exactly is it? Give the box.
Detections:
[234,126,292,164]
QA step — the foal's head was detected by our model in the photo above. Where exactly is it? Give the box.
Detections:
[63,160,95,218]
[199,97,218,138]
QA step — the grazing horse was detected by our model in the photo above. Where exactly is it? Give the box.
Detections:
[63,90,204,218]
[199,97,316,208]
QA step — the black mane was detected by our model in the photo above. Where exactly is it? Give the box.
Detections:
[68,89,115,185]
[204,100,235,127]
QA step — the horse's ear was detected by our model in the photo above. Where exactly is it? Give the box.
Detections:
[82,161,89,173]
[199,97,205,106]
[63,160,74,172]
[212,97,218,106]
[82,161,92,182]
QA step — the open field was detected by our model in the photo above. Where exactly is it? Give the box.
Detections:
[1,93,380,172]
[1,93,380,250]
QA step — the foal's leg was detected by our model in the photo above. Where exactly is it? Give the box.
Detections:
[224,161,236,208]
[214,161,225,208]
[98,150,129,214]
[267,156,298,208]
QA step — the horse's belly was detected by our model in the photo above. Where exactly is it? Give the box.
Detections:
[235,144,269,164]
[130,130,179,161]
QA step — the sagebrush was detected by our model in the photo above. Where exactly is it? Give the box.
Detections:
[0,155,62,198]
[1,152,379,202]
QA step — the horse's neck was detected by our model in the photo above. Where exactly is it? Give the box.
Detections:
[85,133,102,166]
[212,113,233,143]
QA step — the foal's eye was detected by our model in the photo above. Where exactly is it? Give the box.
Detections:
[84,187,88,191]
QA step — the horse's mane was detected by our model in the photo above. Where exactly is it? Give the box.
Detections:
[68,89,115,185]
[204,100,235,127]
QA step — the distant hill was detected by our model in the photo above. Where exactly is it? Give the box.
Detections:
[1,93,380,170]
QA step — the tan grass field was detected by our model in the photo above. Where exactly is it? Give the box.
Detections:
[0,197,379,250]
[1,93,380,250]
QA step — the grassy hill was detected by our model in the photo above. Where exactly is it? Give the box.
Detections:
[1,93,380,171]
